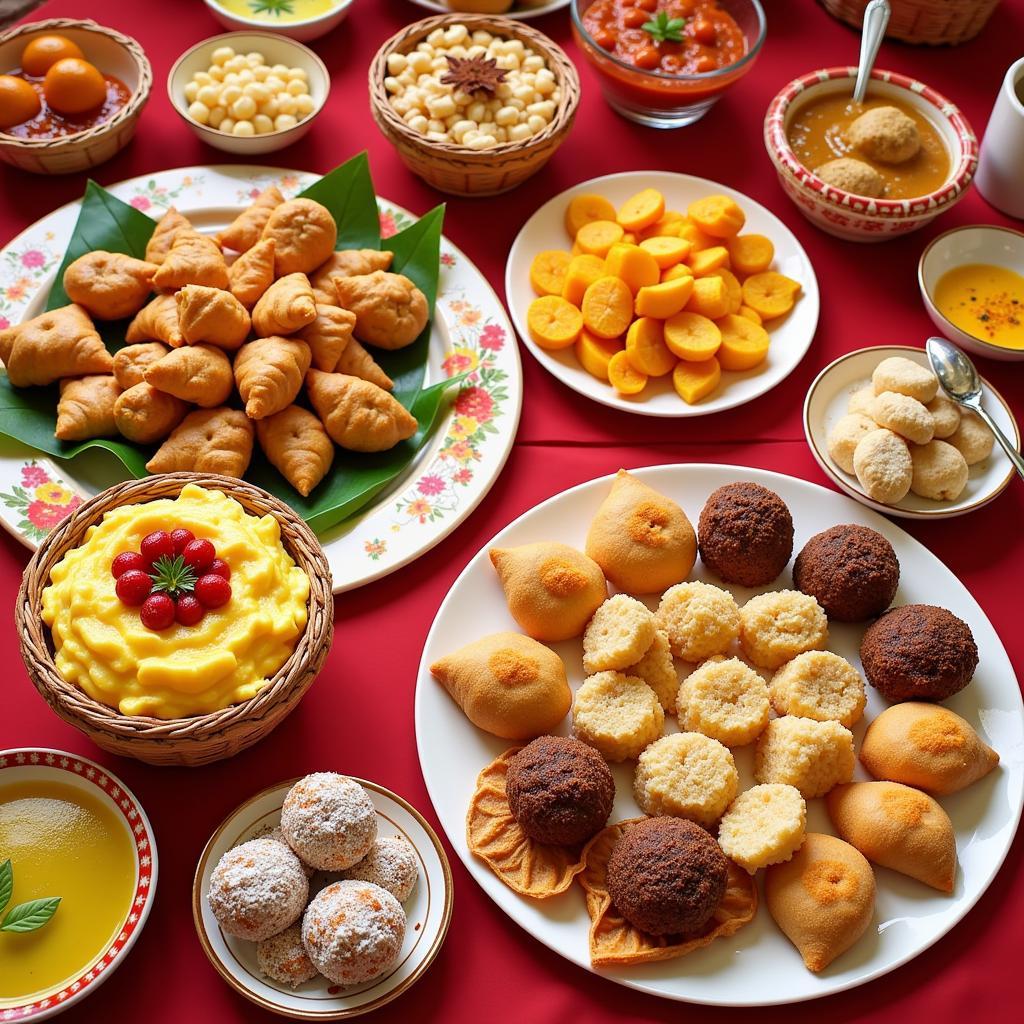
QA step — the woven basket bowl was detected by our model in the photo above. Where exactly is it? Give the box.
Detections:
[819,0,1000,44]
[369,14,580,197]
[0,18,152,175]
[17,473,334,767]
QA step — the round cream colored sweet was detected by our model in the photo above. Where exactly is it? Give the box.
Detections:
[828,413,876,474]
[677,657,770,746]
[718,783,807,874]
[853,428,912,504]
[871,357,938,403]
[847,385,875,416]
[739,591,828,670]
[926,394,961,439]
[40,484,309,719]
[947,411,994,465]
[654,581,740,662]
[910,440,969,501]
[869,392,934,445]
[572,671,664,762]
[769,651,866,728]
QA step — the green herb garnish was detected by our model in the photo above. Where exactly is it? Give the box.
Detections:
[0,859,61,934]
[642,10,687,44]
[248,0,295,16]
[149,554,197,598]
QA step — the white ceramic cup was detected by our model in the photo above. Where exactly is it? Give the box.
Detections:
[976,56,1024,219]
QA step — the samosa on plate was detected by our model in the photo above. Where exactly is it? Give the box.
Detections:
[251,273,317,337]
[216,185,283,253]
[229,237,275,308]
[0,304,112,386]
[146,407,254,478]
[234,336,311,420]
[145,344,233,407]
[256,405,334,497]
[176,285,251,350]
[126,295,183,347]
[55,375,121,441]
[298,304,355,372]
[306,369,416,452]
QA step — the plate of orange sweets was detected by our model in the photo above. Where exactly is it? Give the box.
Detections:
[505,172,819,416]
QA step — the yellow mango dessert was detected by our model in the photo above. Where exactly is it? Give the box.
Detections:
[41,483,309,719]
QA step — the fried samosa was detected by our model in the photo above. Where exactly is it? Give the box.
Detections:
[333,271,428,350]
[152,228,229,291]
[63,251,157,321]
[114,342,169,389]
[176,284,251,350]
[298,304,355,372]
[126,295,183,347]
[310,248,394,305]
[145,344,233,407]
[228,237,275,308]
[145,207,192,265]
[256,405,334,497]
[216,185,283,253]
[306,369,417,452]
[333,336,393,391]
[113,382,188,444]
[261,198,337,277]
[146,407,254,477]
[55,375,121,441]
[0,304,112,386]
[251,273,316,337]
[234,335,311,419]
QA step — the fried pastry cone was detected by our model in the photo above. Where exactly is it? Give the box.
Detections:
[0,304,112,386]
[152,228,229,291]
[306,369,417,452]
[228,237,275,308]
[251,273,317,337]
[145,344,233,407]
[146,407,254,477]
[126,295,183,347]
[309,248,394,304]
[234,335,311,419]
[145,207,192,265]
[63,251,157,321]
[113,382,188,444]
[114,342,168,389]
[256,405,334,497]
[333,271,428,350]
[334,337,393,391]
[55,375,121,441]
[261,198,338,276]
[216,185,283,253]
[298,304,355,372]
[176,284,251,350]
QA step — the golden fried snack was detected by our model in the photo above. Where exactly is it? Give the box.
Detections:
[467,749,588,898]
[334,337,393,390]
[261,198,338,276]
[216,185,283,253]
[298,304,356,372]
[306,369,417,452]
[145,207,191,265]
[310,249,394,304]
[126,295,183,347]
[579,819,757,967]
[113,382,188,444]
[55,375,120,441]
[252,273,317,337]
[176,284,252,350]
[256,405,334,497]
[113,342,168,389]
[228,237,275,308]
[234,336,311,420]
[0,304,112,386]
[146,407,254,477]
[430,631,571,740]
[152,228,229,291]
[145,344,233,407]
[62,251,157,321]
[334,271,428,350]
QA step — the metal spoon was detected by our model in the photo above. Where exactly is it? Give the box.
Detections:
[926,336,1024,482]
[853,0,891,104]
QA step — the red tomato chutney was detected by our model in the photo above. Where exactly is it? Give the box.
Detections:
[1,68,130,140]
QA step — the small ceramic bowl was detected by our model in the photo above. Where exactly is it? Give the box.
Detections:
[203,0,355,43]
[168,31,328,155]
[764,67,978,242]
[919,224,1024,362]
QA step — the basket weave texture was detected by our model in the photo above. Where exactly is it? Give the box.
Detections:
[17,473,334,767]
[820,0,1000,45]
[0,18,152,174]
[369,14,580,197]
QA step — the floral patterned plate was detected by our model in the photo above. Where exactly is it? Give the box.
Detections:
[0,165,522,593]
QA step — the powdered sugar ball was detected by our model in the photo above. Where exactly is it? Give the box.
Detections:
[281,773,377,871]
[257,922,319,987]
[339,836,419,903]
[208,837,308,941]
[302,880,406,986]
[241,823,314,877]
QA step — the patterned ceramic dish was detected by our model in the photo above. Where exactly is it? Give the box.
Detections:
[193,777,453,1020]
[203,0,356,42]
[0,748,157,1020]
[408,0,571,20]
[803,345,1018,519]
[764,67,977,242]
[0,164,522,592]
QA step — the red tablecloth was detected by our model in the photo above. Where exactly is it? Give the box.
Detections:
[2,1,1022,1020]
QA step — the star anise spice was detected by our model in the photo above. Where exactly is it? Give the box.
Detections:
[440,55,509,97]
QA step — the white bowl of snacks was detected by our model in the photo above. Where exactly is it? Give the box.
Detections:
[202,0,355,42]
[168,31,327,154]
[918,225,1024,363]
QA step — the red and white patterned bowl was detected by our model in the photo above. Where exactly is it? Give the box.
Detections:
[763,67,978,242]
[0,748,157,1020]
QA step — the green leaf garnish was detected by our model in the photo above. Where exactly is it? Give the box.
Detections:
[149,554,197,598]
[249,0,295,15]
[0,860,12,914]
[642,10,687,44]
[1,896,61,933]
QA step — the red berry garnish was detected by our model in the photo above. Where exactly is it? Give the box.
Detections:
[115,569,152,606]
[140,593,175,631]
[175,593,205,626]
[182,538,216,574]
[208,558,231,581]
[195,573,231,609]
[141,530,175,567]
[111,551,146,579]
[170,528,195,556]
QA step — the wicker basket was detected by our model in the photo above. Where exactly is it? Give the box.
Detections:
[17,473,333,767]
[369,14,580,196]
[819,0,1000,45]
[0,19,152,174]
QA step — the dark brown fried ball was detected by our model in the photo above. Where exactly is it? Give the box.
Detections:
[606,817,728,936]
[860,604,978,703]
[506,735,615,846]
[793,524,900,622]
[698,483,794,588]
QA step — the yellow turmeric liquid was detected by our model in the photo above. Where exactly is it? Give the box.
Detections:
[213,0,338,23]
[935,263,1024,350]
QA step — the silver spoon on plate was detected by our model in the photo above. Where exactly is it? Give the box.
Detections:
[927,336,1024,482]
[853,0,891,104]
